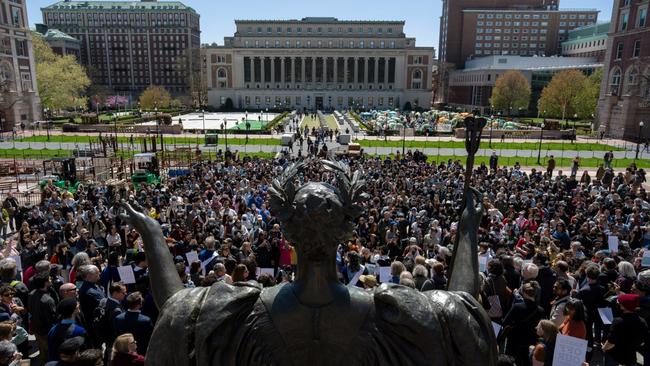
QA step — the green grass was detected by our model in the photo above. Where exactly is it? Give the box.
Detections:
[233,120,267,130]
[0,147,648,169]
[323,115,339,130]
[358,139,623,151]
[417,155,646,169]
[20,135,281,146]
[301,116,322,130]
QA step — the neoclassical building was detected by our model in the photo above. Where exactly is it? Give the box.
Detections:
[204,18,435,111]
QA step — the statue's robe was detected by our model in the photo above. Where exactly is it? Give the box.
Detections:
[146,282,498,366]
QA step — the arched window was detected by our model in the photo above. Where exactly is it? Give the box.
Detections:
[217,68,227,78]
[609,67,622,96]
[625,66,639,94]
[411,69,422,89]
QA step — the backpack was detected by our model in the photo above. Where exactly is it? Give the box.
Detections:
[91,298,110,341]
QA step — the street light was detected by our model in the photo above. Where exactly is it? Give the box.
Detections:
[202,109,206,143]
[636,121,645,160]
[265,108,269,124]
[222,118,228,152]
[537,122,545,164]
[489,110,494,148]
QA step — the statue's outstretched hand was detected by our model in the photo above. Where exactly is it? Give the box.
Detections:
[119,200,161,235]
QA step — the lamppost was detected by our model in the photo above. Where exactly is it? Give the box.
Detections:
[222,118,228,151]
[537,122,545,164]
[265,107,269,124]
[636,121,645,160]
[489,108,494,148]
[202,109,206,143]
[402,118,407,156]
[44,108,50,141]
[114,114,118,152]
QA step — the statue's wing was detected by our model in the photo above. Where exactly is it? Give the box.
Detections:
[373,284,498,366]
[145,283,262,366]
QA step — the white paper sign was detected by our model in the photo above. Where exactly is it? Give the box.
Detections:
[9,256,21,272]
[117,265,136,285]
[185,251,199,265]
[479,256,488,273]
[608,235,619,253]
[552,334,588,366]
[598,307,614,325]
[255,268,275,277]
[379,267,392,283]
[492,321,502,336]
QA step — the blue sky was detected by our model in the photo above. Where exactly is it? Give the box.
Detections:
[26,0,612,48]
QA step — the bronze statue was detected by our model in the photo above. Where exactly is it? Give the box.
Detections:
[120,117,496,365]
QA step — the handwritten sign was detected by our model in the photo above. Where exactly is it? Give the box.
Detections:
[608,235,619,253]
[552,334,588,366]
[379,267,392,283]
[598,307,613,325]
[117,265,136,285]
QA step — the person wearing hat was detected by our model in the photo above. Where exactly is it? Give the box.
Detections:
[603,293,648,366]
[47,298,87,361]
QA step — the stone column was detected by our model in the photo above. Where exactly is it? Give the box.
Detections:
[344,57,349,83]
[354,57,358,84]
[312,57,316,84]
[270,56,275,84]
[364,57,369,85]
[281,57,286,85]
[301,57,306,84]
[383,57,389,86]
[374,57,379,86]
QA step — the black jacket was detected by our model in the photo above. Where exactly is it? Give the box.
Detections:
[27,289,57,336]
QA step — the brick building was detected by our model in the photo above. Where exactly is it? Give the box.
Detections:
[597,0,650,140]
[0,0,41,131]
[204,18,435,111]
[437,0,598,103]
[41,0,201,99]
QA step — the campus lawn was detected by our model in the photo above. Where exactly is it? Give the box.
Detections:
[417,155,647,169]
[357,139,623,151]
[20,135,281,146]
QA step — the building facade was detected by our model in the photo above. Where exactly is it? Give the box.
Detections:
[204,18,435,111]
[447,55,602,114]
[561,22,609,61]
[437,0,598,103]
[34,23,81,58]
[597,0,650,140]
[0,0,40,131]
[41,0,201,98]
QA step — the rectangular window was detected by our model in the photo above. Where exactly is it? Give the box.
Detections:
[620,11,629,31]
[633,40,641,57]
[616,42,624,59]
[638,7,648,27]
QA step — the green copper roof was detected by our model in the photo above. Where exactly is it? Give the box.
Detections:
[42,1,196,13]
[33,27,80,43]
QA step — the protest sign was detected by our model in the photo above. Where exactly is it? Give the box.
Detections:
[117,265,136,285]
[552,334,588,366]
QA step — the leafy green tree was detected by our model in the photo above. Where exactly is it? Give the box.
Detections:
[32,32,90,111]
[537,70,587,122]
[139,86,171,110]
[489,70,531,114]
[574,69,602,119]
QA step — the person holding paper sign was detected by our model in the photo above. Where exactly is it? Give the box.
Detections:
[602,294,648,366]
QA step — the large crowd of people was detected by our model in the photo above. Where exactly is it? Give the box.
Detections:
[0,148,648,366]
